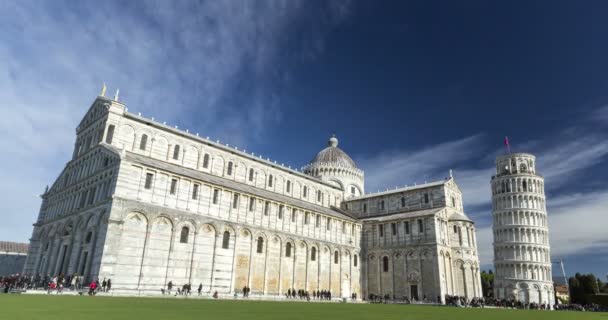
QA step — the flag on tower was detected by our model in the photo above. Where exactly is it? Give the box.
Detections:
[504,136,511,154]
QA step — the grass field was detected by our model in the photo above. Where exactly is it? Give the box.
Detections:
[1,295,606,320]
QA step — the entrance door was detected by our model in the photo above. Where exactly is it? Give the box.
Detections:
[410,285,419,301]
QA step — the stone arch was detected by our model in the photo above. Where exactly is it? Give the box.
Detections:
[117,124,135,151]
[151,135,169,160]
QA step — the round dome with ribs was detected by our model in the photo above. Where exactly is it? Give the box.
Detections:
[309,135,357,169]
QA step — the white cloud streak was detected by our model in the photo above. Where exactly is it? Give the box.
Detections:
[0,0,352,242]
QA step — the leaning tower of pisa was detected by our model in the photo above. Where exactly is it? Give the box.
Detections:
[491,153,554,306]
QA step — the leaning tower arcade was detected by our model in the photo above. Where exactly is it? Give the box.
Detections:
[491,153,554,305]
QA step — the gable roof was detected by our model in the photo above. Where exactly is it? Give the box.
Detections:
[347,179,448,201]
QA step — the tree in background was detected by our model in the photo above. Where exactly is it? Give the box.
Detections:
[480,270,494,298]
[569,273,601,304]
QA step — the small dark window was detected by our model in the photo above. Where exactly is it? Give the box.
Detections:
[380,200,385,210]
[192,184,200,200]
[233,194,239,209]
[382,256,389,272]
[249,197,255,211]
[256,237,264,254]
[401,197,406,207]
[391,223,397,236]
[173,145,180,160]
[139,134,148,151]
[424,193,429,204]
[379,224,384,237]
[418,219,424,233]
[317,190,322,202]
[170,179,177,195]
[292,209,297,223]
[212,189,219,204]
[326,217,331,230]
[311,247,316,261]
[304,212,310,224]
[202,154,210,169]
[105,125,115,144]
[351,186,355,194]
[363,203,367,213]
[286,180,291,193]
[342,222,346,234]
[248,169,254,182]
[85,232,93,244]
[334,251,339,264]
[285,242,292,257]
[180,226,189,243]
[144,173,154,189]
[452,197,456,207]
[315,215,320,227]
[405,221,410,234]
[278,205,284,219]
[453,225,458,233]
[354,254,358,267]
[303,186,308,198]
[264,201,270,216]
[227,161,233,175]
[222,231,230,249]
[268,175,273,187]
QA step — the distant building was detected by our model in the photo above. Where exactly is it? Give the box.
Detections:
[23,94,482,301]
[0,241,29,276]
[554,284,569,303]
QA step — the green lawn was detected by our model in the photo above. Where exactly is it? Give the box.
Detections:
[1,295,605,320]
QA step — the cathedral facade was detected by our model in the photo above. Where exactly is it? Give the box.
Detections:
[23,95,481,301]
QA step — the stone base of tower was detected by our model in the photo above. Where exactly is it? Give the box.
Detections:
[494,278,555,307]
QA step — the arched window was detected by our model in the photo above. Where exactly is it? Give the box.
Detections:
[268,174,273,187]
[202,154,210,168]
[522,180,527,191]
[311,247,317,261]
[453,225,458,233]
[249,169,254,182]
[180,226,189,243]
[105,125,115,144]
[227,161,233,175]
[334,251,339,264]
[382,256,389,272]
[354,254,358,267]
[222,231,230,249]
[139,134,148,151]
[286,180,291,193]
[257,237,264,254]
[285,242,292,257]
[173,145,180,160]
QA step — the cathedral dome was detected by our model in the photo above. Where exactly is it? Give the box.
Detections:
[309,135,357,169]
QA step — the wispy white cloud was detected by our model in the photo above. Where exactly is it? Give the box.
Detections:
[358,134,486,192]
[0,0,353,242]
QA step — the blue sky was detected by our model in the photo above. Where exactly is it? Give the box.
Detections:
[1,1,607,279]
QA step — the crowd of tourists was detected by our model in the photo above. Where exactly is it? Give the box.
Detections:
[0,273,111,296]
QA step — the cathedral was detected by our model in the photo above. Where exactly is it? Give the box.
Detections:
[23,94,482,301]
